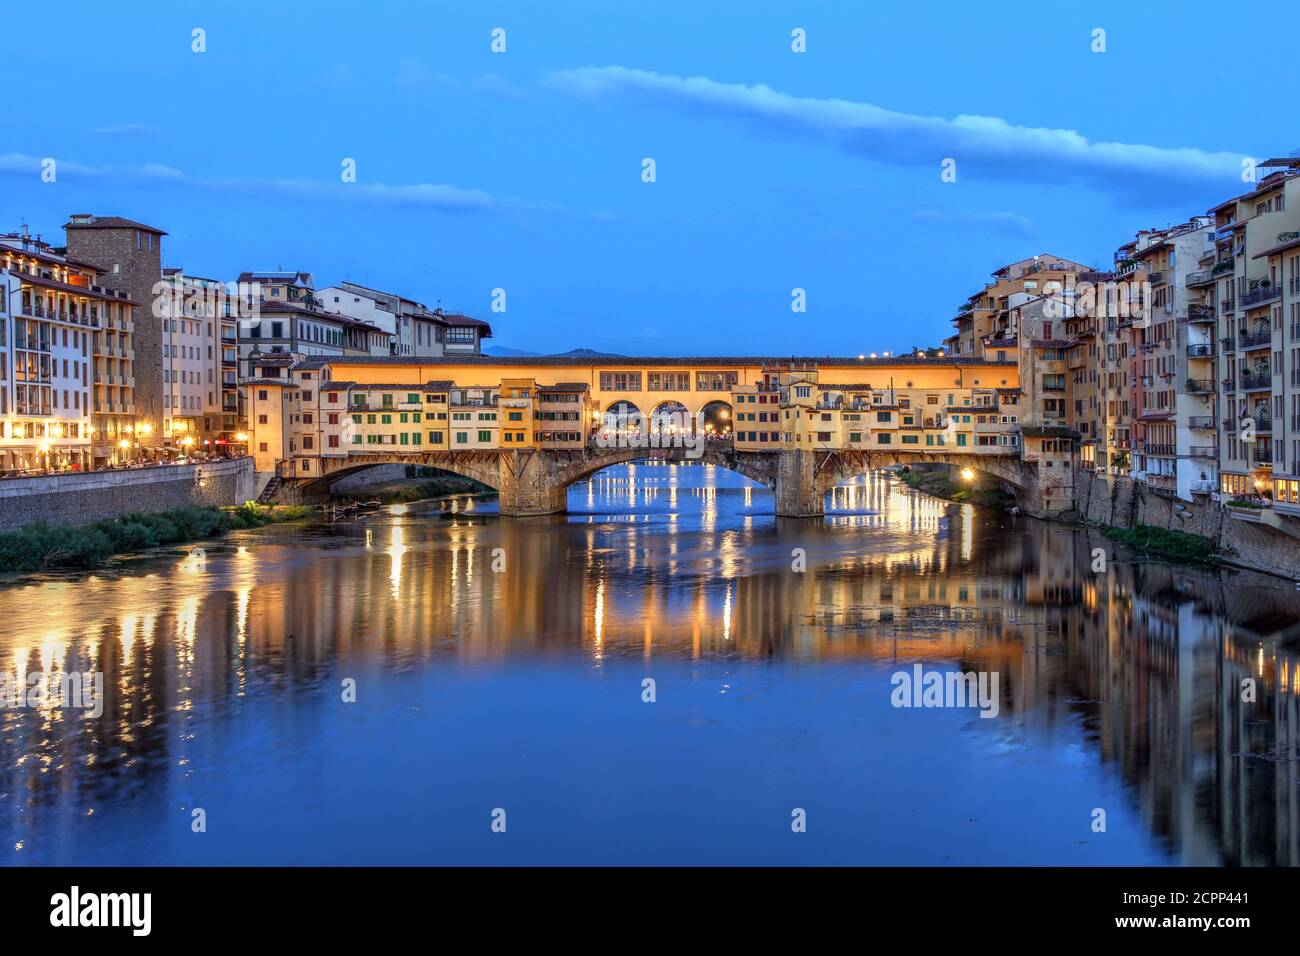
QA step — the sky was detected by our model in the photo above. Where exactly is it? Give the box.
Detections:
[2,0,1295,356]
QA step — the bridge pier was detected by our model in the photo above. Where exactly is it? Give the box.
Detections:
[774,449,825,518]
[496,450,569,516]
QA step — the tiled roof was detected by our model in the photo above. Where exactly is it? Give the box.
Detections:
[64,215,167,235]
[295,354,1016,369]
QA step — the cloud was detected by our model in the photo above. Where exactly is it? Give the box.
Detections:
[0,152,549,215]
[546,67,1245,198]
[395,58,433,88]
[89,123,157,137]
[911,209,1034,237]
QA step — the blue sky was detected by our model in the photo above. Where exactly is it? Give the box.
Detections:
[3,0,1293,355]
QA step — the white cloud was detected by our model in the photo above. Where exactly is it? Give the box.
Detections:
[911,209,1034,236]
[547,67,1244,195]
[0,152,543,215]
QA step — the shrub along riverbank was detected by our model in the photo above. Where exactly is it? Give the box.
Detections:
[896,467,1015,509]
[0,502,315,574]
[1103,524,1217,565]
[334,475,491,504]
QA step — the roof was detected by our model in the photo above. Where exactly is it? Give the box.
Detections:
[237,270,312,284]
[347,381,453,391]
[538,382,589,392]
[295,355,1017,369]
[1252,233,1300,260]
[11,271,133,303]
[64,215,167,235]
[0,238,105,274]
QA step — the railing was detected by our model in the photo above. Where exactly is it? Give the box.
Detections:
[1239,329,1272,349]
[1187,445,1218,458]
[1187,416,1214,429]
[1220,336,1236,351]
[1241,371,1272,390]
[1190,481,1215,494]
[1186,344,1214,358]
[1241,286,1280,308]
[1185,379,1215,394]
[1253,449,1273,464]
[1221,299,1236,313]
[1188,303,1216,321]
[1253,417,1272,434]
[1147,271,1165,284]
[1141,443,1176,456]
[1186,270,1215,287]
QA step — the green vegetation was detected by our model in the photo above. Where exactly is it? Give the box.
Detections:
[334,474,491,504]
[1225,498,1264,510]
[896,467,1014,508]
[1103,524,1216,564]
[0,502,315,575]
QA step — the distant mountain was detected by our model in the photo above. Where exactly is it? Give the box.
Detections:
[548,348,626,358]
[483,345,628,359]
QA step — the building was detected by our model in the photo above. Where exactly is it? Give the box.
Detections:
[945,254,1093,359]
[1209,164,1300,503]
[317,280,492,356]
[156,269,227,452]
[236,271,393,378]
[63,215,166,442]
[0,230,138,470]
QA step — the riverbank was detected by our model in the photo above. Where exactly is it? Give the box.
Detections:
[1102,524,1217,565]
[333,475,492,504]
[896,466,1015,509]
[0,502,315,575]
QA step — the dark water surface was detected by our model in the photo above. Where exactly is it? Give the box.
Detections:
[3,464,1299,865]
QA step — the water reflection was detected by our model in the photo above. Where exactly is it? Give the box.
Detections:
[2,465,1299,865]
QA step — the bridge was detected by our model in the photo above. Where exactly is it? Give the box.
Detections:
[284,441,1037,516]
[250,353,1066,516]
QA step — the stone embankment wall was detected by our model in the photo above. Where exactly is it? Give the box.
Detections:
[0,457,256,533]
[1074,468,1300,580]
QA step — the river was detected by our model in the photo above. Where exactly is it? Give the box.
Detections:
[2,463,1299,865]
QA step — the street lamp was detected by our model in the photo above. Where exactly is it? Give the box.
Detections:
[960,468,975,483]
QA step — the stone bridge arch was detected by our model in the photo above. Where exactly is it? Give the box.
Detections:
[281,446,1035,516]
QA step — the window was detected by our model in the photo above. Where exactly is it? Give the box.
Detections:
[599,371,642,391]
[696,371,738,391]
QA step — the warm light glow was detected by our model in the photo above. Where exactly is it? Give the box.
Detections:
[960,468,975,482]
[118,439,131,450]
[138,423,153,437]
[234,432,249,443]
[181,436,196,447]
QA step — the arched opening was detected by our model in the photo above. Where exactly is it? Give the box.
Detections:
[601,400,645,441]
[650,400,690,438]
[697,400,733,440]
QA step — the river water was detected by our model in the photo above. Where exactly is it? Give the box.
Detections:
[2,464,1299,865]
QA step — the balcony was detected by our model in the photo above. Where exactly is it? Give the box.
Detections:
[1142,443,1176,457]
[1241,371,1272,391]
[1241,285,1281,308]
[1190,481,1215,494]
[1186,344,1215,359]
[1187,445,1218,458]
[1185,378,1215,394]
[1187,303,1216,322]
[1147,270,1165,285]
[1188,416,1215,430]
[1221,298,1236,314]
[1253,417,1272,434]
[1186,270,1215,287]
[1239,329,1271,349]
